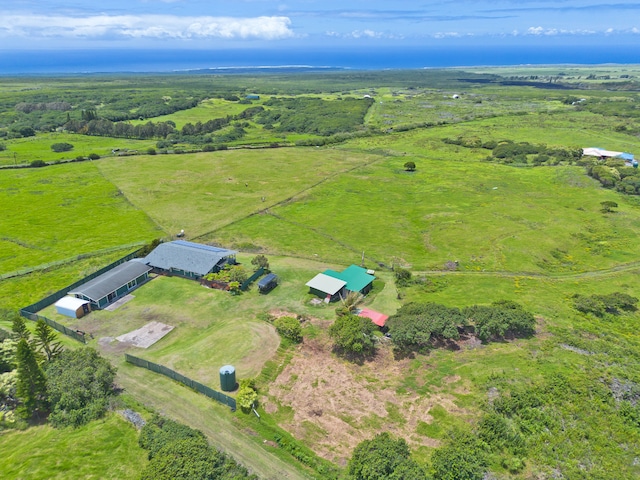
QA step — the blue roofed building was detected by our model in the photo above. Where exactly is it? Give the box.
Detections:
[140,240,237,279]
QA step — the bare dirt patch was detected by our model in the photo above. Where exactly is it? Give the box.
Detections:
[116,321,175,348]
[266,336,469,465]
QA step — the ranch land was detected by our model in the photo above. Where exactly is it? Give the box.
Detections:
[1,67,640,479]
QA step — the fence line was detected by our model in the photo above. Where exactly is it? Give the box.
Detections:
[19,247,145,343]
[241,267,265,291]
[21,247,144,315]
[21,311,87,343]
[124,354,236,411]
[0,242,147,281]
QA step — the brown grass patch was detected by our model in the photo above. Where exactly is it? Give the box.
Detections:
[266,336,469,465]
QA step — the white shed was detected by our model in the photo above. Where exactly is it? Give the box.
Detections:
[55,296,91,318]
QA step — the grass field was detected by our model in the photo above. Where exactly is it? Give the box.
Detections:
[2,68,640,479]
[94,148,381,237]
[0,161,161,275]
[0,133,156,166]
[0,413,147,479]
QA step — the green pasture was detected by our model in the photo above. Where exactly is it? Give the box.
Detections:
[1,68,640,478]
[0,161,160,275]
[130,98,250,129]
[0,413,147,479]
[94,148,380,237]
[0,132,155,166]
[207,153,640,273]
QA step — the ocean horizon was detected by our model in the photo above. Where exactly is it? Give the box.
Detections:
[1,45,639,75]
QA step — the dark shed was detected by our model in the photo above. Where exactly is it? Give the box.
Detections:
[258,273,278,293]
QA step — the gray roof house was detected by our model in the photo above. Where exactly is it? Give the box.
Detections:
[68,260,152,309]
[141,240,237,279]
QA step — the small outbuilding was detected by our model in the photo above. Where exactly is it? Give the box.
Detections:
[357,308,389,328]
[258,273,278,294]
[54,296,91,319]
[305,273,347,302]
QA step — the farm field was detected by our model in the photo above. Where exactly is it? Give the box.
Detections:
[0,161,161,275]
[1,68,640,479]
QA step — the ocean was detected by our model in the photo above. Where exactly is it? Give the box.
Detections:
[1,45,639,75]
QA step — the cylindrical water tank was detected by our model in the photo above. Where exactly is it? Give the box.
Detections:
[219,365,236,392]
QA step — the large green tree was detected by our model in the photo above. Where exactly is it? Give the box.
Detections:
[45,347,116,427]
[15,338,48,419]
[348,432,425,480]
[329,314,377,355]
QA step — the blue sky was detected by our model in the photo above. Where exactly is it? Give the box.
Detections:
[1,1,639,50]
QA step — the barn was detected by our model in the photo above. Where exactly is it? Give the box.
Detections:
[306,265,375,301]
[68,260,152,309]
[323,265,375,295]
[140,240,237,279]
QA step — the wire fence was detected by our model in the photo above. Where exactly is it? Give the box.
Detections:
[125,354,236,411]
[1,242,147,281]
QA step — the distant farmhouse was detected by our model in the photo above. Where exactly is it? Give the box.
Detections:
[306,265,375,302]
[583,147,637,167]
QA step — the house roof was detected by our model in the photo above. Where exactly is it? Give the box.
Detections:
[142,240,236,276]
[305,273,346,295]
[583,147,634,160]
[68,261,151,302]
[358,308,389,327]
[55,296,90,311]
[323,265,375,293]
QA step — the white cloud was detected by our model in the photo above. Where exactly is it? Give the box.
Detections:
[0,14,294,40]
[325,29,403,40]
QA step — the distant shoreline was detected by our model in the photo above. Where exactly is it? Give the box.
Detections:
[1,45,639,75]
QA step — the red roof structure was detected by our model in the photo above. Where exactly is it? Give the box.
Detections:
[358,308,389,327]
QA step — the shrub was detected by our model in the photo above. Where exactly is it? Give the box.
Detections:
[274,316,302,342]
[0,143,6,151]
[393,267,412,287]
[237,385,258,413]
[403,161,416,171]
[30,160,46,168]
[51,142,74,152]
[250,254,269,272]
[88,153,100,160]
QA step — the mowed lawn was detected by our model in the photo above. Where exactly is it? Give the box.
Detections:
[0,161,161,275]
[0,413,147,479]
[40,255,345,386]
[95,148,381,237]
